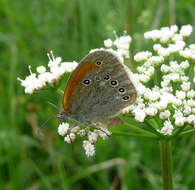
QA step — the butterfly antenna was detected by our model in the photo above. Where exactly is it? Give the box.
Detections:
[93,126,111,137]
[40,114,56,128]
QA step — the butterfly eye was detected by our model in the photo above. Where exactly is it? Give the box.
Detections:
[118,87,126,94]
[96,61,102,66]
[110,80,118,86]
[122,95,130,101]
[83,79,91,86]
[104,74,111,80]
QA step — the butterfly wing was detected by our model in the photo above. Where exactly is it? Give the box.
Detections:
[63,50,137,124]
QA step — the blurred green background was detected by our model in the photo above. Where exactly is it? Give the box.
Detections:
[0,0,195,189]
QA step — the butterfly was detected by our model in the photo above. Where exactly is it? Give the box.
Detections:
[57,50,137,127]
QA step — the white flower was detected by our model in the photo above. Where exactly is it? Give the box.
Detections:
[24,86,34,94]
[146,66,155,76]
[159,110,171,119]
[187,99,195,107]
[88,132,98,143]
[121,105,132,114]
[168,44,182,53]
[20,73,37,87]
[155,100,168,110]
[64,133,76,143]
[181,82,191,91]
[161,64,170,73]
[147,56,164,65]
[169,61,179,72]
[160,120,174,136]
[187,90,195,98]
[37,66,46,74]
[60,61,78,72]
[175,117,185,126]
[117,49,130,58]
[113,35,132,50]
[170,25,178,33]
[189,44,195,50]
[17,72,43,94]
[138,74,150,83]
[38,72,54,84]
[153,44,162,51]
[149,90,160,101]
[133,108,146,122]
[134,51,152,62]
[48,51,62,67]
[172,34,183,42]
[179,48,192,59]
[180,60,189,70]
[50,65,63,79]
[172,98,182,107]
[77,129,86,137]
[183,106,191,115]
[83,141,95,157]
[186,115,195,125]
[58,122,69,136]
[180,76,189,82]
[180,25,193,37]
[137,66,146,73]
[104,39,113,48]
[157,48,170,57]
[173,110,183,118]
[176,90,186,99]
[136,84,147,95]
[144,26,176,42]
[170,73,180,82]
[144,30,162,41]
[145,107,158,116]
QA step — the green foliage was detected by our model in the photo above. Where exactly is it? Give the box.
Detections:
[0,0,195,189]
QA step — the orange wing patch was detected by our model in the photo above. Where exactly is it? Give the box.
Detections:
[63,62,99,112]
[128,84,137,105]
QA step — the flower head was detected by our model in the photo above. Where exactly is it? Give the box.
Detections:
[18,51,78,94]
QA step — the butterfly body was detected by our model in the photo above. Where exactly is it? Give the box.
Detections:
[58,50,137,126]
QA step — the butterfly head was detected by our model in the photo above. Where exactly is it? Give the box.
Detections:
[56,109,67,120]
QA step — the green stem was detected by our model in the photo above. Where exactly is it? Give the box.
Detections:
[159,140,173,190]
[123,123,158,138]
[178,128,195,137]
[56,88,64,96]
[112,131,158,139]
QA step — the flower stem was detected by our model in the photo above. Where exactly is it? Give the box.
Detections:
[179,128,195,137]
[123,123,158,138]
[159,140,173,190]
[112,131,158,139]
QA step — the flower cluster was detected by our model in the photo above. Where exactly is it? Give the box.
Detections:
[104,32,132,58]
[57,122,111,157]
[17,51,78,94]
[130,25,195,135]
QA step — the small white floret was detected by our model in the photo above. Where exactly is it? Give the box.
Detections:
[180,25,193,37]
[83,140,95,157]
[58,122,69,136]
[160,120,174,136]
[104,39,113,48]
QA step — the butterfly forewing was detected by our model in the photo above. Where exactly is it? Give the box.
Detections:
[63,50,137,124]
